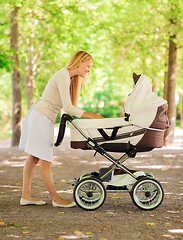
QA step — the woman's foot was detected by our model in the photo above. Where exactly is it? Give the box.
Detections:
[20,197,46,206]
[52,200,76,208]
[52,198,76,208]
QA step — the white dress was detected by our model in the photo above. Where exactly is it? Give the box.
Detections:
[19,109,54,162]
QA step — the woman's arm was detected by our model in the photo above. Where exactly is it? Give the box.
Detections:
[81,111,104,119]
[56,72,84,118]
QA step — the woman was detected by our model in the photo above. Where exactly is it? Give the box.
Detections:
[19,50,103,208]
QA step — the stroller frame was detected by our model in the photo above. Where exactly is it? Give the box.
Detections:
[55,114,164,211]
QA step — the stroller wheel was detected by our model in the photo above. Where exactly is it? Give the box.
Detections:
[130,177,164,210]
[73,177,106,211]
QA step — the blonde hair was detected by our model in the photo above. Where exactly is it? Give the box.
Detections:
[67,50,93,107]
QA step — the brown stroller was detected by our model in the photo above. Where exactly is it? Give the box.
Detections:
[55,73,170,211]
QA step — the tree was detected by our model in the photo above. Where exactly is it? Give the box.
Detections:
[164,34,177,145]
[164,0,178,145]
[0,0,183,146]
[10,5,22,146]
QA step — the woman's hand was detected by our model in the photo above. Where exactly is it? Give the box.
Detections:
[81,111,104,119]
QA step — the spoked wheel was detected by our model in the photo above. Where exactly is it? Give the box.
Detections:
[73,177,106,211]
[130,177,164,210]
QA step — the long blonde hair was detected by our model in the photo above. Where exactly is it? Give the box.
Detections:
[67,50,93,107]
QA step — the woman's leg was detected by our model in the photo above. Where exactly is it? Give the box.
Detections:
[39,160,72,205]
[22,154,39,201]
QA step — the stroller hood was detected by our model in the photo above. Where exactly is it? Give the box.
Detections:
[67,73,169,151]
[124,74,167,127]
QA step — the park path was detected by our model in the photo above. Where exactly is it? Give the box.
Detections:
[0,128,183,240]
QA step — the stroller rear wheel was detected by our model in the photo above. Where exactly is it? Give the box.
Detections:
[73,177,106,211]
[130,177,164,210]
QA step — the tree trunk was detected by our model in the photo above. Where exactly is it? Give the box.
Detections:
[24,34,38,110]
[164,34,177,145]
[24,64,34,110]
[152,76,158,94]
[164,63,168,101]
[10,6,22,146]
[180,94,183,129]
[164,46,169,101]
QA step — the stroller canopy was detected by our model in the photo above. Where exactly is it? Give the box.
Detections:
[124,74,167,128]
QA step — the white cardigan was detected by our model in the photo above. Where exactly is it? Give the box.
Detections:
[33,68,84,123]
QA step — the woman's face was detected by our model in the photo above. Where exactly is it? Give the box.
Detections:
[77,58,93,78]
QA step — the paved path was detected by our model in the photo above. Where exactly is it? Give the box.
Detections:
[0,128,183,240]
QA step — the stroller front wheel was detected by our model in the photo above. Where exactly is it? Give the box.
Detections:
[130,177,164,210]
[73,177,106,211]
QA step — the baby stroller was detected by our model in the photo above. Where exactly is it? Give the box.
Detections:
[55,73,170,211]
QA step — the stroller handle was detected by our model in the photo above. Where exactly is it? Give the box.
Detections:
[54,114,73,147]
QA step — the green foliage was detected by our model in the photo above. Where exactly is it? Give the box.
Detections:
[0,51,13,72]
[0,0,183,133]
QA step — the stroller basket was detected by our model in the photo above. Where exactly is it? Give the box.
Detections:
[69,103,169,151]
[55,103,169,152]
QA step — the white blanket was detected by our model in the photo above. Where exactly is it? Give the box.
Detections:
[124,74,167,127]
